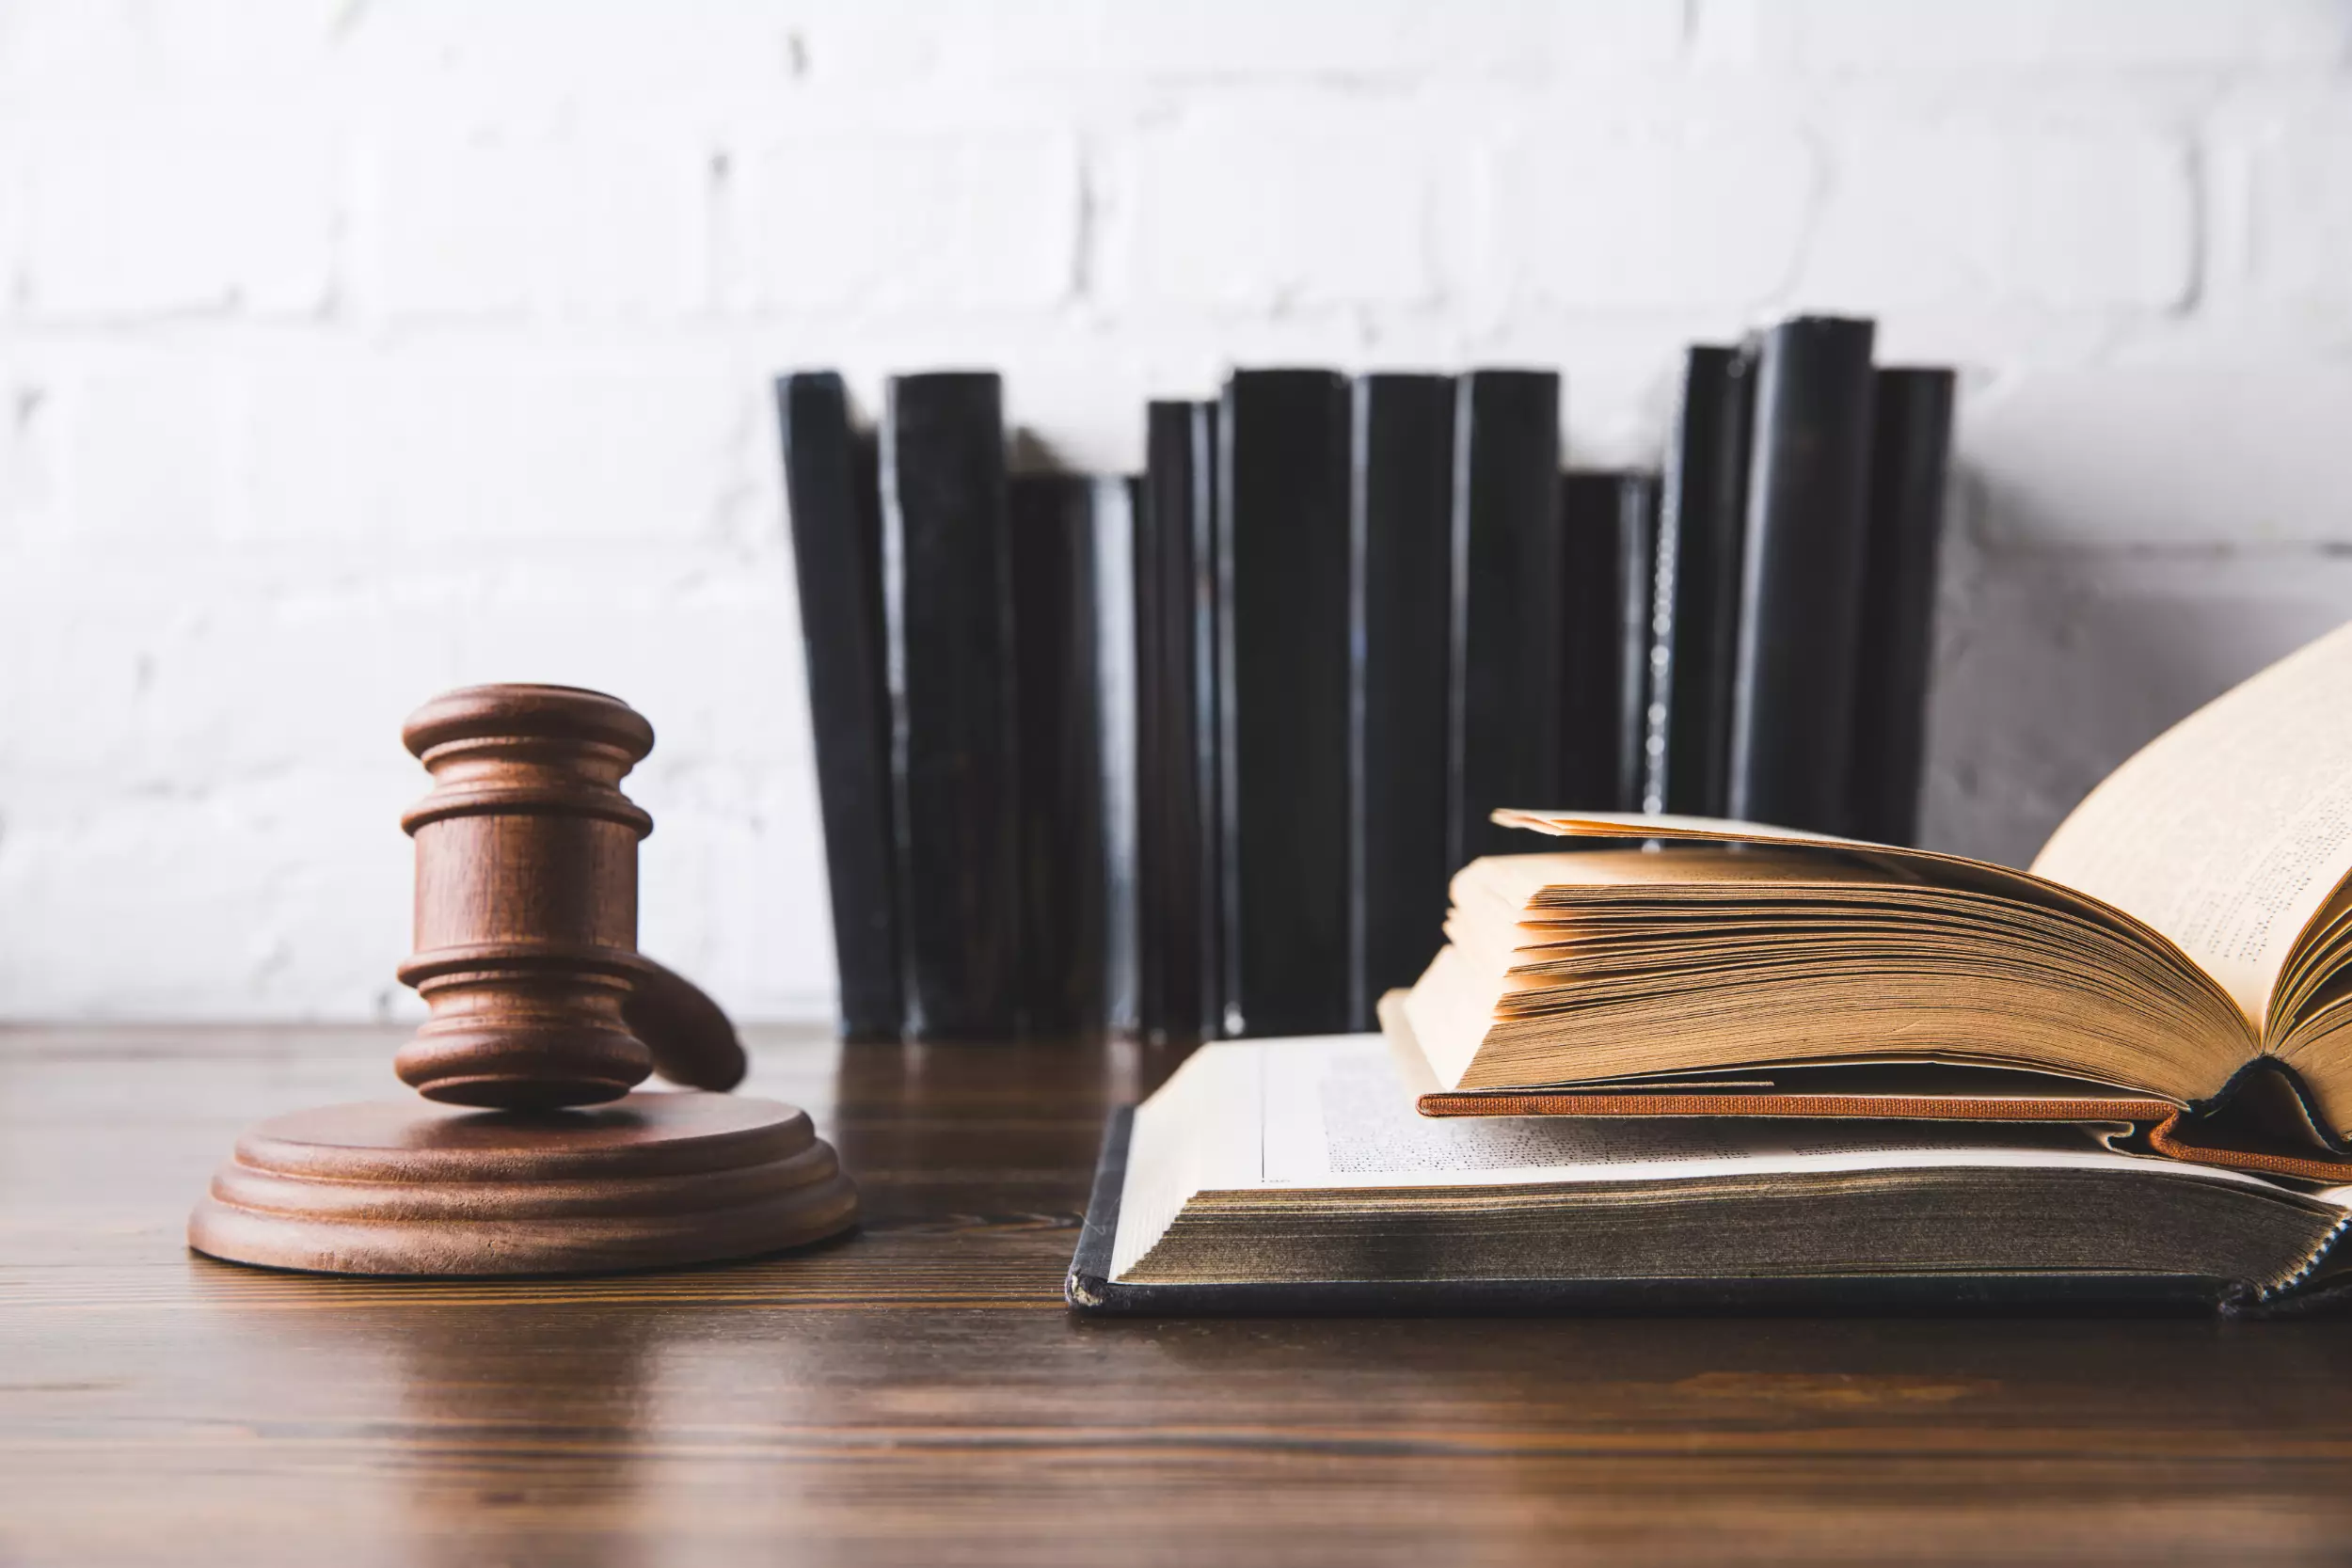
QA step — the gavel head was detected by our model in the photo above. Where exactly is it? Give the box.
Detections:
[392,684,659,1109]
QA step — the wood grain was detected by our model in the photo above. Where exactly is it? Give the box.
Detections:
[187,1090,856,1276]
[8,1025,2352,1567]
[395,683,664,1108]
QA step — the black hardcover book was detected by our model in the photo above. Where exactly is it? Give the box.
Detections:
[1613,472,1661,812]
[1133,428,1168,1039]
[1848,366,1959,847]
[1557,470,1625,810]
[1727,317,1878,834]
[1218,370,1352,1037]
[1558,470,1661,812]
[880,372,1023,1038]
[1009,472,1109,1037]
[775,372,901,1041]
[1095,475,1143,1037]
[1645,345,1755,816]
[1136,403,1223,1042]
[1453,371,1564,863]
[1351,372,1456,1025]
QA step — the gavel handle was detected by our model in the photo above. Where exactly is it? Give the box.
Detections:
[621,957,749,1093]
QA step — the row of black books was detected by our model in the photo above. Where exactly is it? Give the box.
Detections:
[775,315,1953,1044]
[1648,319,1955,842]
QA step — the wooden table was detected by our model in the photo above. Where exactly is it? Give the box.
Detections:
[7,1025,2352,1567]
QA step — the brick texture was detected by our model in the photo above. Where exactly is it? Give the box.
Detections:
[1,0,2350,1021]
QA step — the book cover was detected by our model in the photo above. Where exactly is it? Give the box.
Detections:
[1009,473,1112,1037]
[1559,469,1658,813]
[1645,345,1754,817]
[1848,366,1958,847]
[1453,371,1565,863]
[1728,318,1878,834]
[1217,370,1354,1037]
[1352,373,1456,1028]
[881,372,1023,1038]
[774,372,901,1041]
[1136,402,1225,1042]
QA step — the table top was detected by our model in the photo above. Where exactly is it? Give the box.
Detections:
[7,1025,2352,1568]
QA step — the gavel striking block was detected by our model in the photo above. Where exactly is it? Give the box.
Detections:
[187,684,857,1277]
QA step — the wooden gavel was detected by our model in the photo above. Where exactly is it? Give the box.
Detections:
[393,684,741,1108]
[188,680,853,1278]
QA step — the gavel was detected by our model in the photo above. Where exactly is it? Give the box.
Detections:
[393,683,742,1107]
[188,681,855,1278]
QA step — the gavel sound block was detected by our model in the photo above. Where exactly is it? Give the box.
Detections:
[187,685,858,1276]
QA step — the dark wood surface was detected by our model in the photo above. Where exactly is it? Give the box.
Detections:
[8,1025,2352,1567]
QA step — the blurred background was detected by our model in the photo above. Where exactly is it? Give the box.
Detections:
[3,0,2351,1024]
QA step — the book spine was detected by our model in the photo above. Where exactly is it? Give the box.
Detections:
[1132,419,1168,1037]
[774,372,902,1041]
[1136,402,1223,1041]
[1452,370,1565,862]
[1351,372,1456,1025]
[1613,471,1661,813]
[1726,317,1878,834]
[1645,344,1755,817]
[1091,475,1142,1037]
[1556,470,1625,810]
[880,372,1023,1038]
[1218,369,1352,1037]
[1009,472,1109,1038]
[1847,366,1958,847]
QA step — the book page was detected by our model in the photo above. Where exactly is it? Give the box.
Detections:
[1257,1034,2186,1187]
[1486,809,2247,1062]
[2030,621,2352,1032]
[1109,1035,2308,1285]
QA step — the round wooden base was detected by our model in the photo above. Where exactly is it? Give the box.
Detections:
[187,1091,858,1277]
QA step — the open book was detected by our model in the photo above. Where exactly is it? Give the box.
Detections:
[1066,1034,2352,1313]
[1393,620,2352,1181]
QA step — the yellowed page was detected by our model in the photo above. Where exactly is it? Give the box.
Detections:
[1489,808,2232,1025]
[2031,621,2352,1032]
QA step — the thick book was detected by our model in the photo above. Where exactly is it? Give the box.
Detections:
[1727,317,1877,834]
[1645,345,1754,817]
[1219,369,1353,1037]
[1067,1034,2352,1315]
[1136,402,1224,1042]
[1393,621,2352,1185]
[775,372,901,1040]
[1847,365,1958,847]
[1352,373,1457,1026]
[879,372,1023,1038]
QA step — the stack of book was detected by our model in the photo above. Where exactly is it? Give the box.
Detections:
[775,372,1137,1041]
[1135,371,1661,1045]
[1073,623,2352,1315]
[774,320,1954,1044]
[1646,318,1957,843]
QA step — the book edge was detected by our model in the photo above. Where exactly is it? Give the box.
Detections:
[1062,1101,2332,1317]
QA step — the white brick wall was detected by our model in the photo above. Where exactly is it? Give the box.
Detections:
[3,0,2351,1022]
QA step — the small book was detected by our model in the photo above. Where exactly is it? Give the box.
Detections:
[1395,621,2352,1185]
